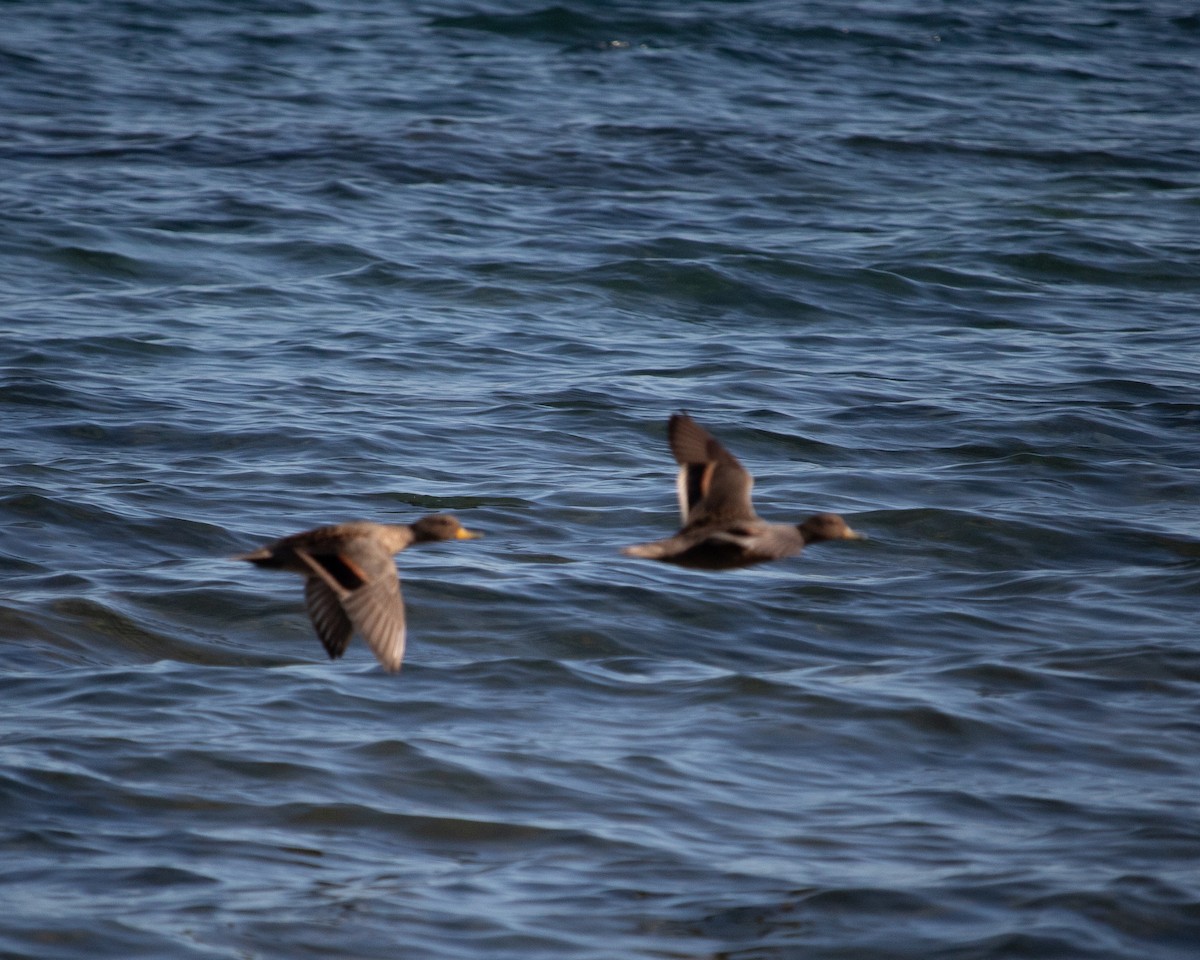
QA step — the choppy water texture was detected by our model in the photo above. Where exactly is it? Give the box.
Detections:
[3,2,1200,957]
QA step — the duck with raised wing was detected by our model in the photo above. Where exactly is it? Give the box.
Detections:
[623,413,862,570]
[236,514,481,672]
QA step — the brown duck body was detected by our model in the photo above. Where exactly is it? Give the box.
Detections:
[623,413,861,570]
[237,514,480,672]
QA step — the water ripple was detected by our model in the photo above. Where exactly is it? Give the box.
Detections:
[3,1,1200,957]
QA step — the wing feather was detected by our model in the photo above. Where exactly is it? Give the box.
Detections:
[304,577,353,660]
[668,413,756,524]
[341,571,407,673]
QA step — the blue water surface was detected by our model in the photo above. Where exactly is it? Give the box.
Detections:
[2,2,1199,958]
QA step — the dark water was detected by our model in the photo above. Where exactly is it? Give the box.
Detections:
[3,2,1200,957]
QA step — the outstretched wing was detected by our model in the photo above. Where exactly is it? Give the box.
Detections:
[668,413,757,525]
[341,570,407,673]
[304,576,353,660]
[294,544,405,672]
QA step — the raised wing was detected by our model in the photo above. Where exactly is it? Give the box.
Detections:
[667,413,757,525]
